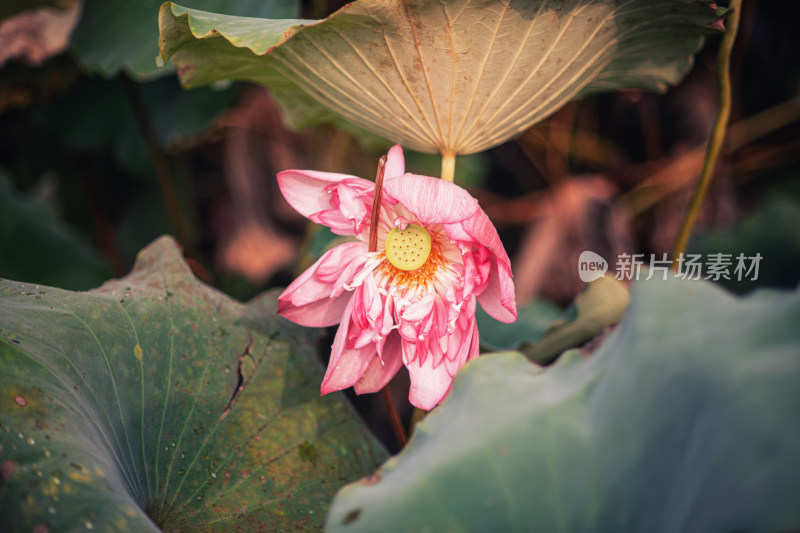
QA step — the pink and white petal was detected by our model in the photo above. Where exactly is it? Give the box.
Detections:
[319,247,371,303]
[405,350,454,410]
[430,334,447,368]
[351,279,390,349]
[314,241,367,283]
[378,291,395,337]
[399,293,435,322]
[310,210,358,236]
[459,250,481,297]
[279,242,356,303]
[362,276,387,327]
[398,320,419,343]
[352,327,380,350]
[384,144,405,180]
[351,277,376,331]
[442,324,465,364]
[320,344,375,395]
[459,296,477,331]
[446,210,516,322]
[444,208,511,269]
[476,260,517,323]
[334,181,370,233]
[354,332,403,394]
[278,291,352,329]
[466,321,480,362]
[277,242,365,327]
[323,303,353,381]
[383,174,480,225]
[401,337,419,365]
[321,306,375,394]
[277,169,368,219]
[445,315,479,376]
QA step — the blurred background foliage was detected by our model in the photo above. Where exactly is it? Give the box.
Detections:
[1,0,799,449]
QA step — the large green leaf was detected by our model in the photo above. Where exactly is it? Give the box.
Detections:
[691,193,800,294]
[0,170,110,291]
[327,276,800,532]
[0,236,386,532]
[71,0,299,79]
[159,0,721,156]
[32,75,238,174]
[475,300,561,351]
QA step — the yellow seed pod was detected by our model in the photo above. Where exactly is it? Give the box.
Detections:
[384,224,432,271]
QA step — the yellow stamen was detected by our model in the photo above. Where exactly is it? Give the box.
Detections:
[385,224,432,271]
[378,242,445,290]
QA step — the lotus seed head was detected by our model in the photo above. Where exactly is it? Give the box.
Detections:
[384,224,432,271]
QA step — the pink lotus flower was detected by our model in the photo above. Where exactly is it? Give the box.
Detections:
[277,145,516,409]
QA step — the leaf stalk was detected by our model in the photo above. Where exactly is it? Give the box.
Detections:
[670,1,742,267]
[441,152,456,182]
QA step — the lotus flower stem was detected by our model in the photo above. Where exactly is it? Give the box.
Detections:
[381,388,408,447]
[368,156,386,254]
[368,155,408,446]
[123,75,196,259]
[671,0,742,267]
[441,152,456,182]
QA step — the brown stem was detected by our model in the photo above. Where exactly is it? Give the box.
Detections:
[381,387,408,447]
[123,76,195,258]
[368,156,386,253]
[368,155,407,447]
[77,157,127,277]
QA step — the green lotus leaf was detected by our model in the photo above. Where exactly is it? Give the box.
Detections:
[475,300,562,352]
[0,170,110,290]
[0,236,386,532]
[327,276,800,532]
[159,0,721,155]
[71,0,299,79]
[32,75,239,174]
